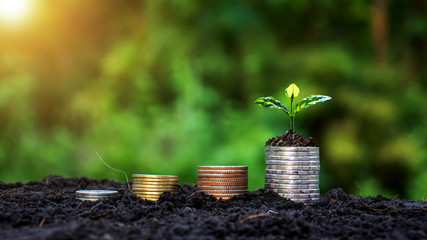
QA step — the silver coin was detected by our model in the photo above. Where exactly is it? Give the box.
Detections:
[265,174,318,180]
[265,178,318,183]
[266,165,320,171]
[265,160,319,166]
[278,193,320,198]
[75,192,116,197]
[265,158,320,162]
[75,194,109,198]
[291,198,320,201]
[265,152,319,157]
[268,188,319,192]
[75,190,118,196]
[265,151,319,156]
[265,173,319,179]
[265,183,319,189]
[265,155,320,161]
[265,169,319,175]
[265,179,319,184]
[270,188,319,194]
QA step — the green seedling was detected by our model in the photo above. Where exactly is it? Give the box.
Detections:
[255,83,331,131]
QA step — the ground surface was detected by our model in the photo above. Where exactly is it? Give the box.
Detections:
[0,175,426,240]
[265,130,318,147]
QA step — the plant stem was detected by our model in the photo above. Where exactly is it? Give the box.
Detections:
[290,96,294,131]
[291,117,295,132]
[289,117,293,131]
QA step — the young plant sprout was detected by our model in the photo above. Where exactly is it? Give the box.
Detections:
[255,83,331,131]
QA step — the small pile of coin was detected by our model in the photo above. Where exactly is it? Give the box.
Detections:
[265,146,320,203]
[132,174,178,201]
[75,190,118,201]
[197,166,248,200]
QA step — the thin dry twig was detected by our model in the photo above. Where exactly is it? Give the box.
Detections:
[38,218,45,228]
[241,212,271,222]
[187,191,197,199]
[0,188,18,197]
[96,151,131,191]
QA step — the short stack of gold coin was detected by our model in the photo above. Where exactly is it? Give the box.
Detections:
[132,174,178,201]
[197,166,248,200]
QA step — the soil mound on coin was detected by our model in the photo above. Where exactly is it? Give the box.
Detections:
[266,130,319,147]
[0,175,426,239]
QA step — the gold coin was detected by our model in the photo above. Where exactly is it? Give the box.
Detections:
[132,180,178,184]
[132,190,177,194]
[141,198,159,201]
[132,187,177,191]
[132,190,177,195]
[135,194,166,199]
[134,192,163,196]
[132,183,178,187]
[132,185,177,189]
[132,178,177,182]
[132,185,178,189]
[132,179,178,183]
[132,186,177,190]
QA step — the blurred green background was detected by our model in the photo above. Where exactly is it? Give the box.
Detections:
[0,0,426,200]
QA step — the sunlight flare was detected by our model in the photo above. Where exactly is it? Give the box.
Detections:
[0,0,31,22]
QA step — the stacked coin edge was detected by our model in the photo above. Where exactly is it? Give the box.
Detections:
[132,174,178,201]
[265,146,320,203]
[197,166,248,200]
[75,190,118,201]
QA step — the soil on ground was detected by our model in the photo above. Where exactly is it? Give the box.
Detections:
[0,175,426,239]
[265,130,319,147]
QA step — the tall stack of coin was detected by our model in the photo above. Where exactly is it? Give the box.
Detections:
[197,166,248,200]
[132,174,178,201]
[75,190,118,201]
[265,146,320,203]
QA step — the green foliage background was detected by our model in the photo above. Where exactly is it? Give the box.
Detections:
[1,0,426,200]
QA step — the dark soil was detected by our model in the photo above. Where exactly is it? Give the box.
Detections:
[1,175,426,239]
[266,130,319,147]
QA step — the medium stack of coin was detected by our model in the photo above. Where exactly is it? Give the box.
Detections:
[75,190,118,201]
[197,166,248,200]
[132,174,178,201]
[265,146,320,203]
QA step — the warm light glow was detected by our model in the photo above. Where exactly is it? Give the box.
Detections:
[0,0,31,22]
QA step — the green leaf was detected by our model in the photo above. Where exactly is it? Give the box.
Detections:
[295,95,332,113]
[285,83,300,98]
[255,97,289,115]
